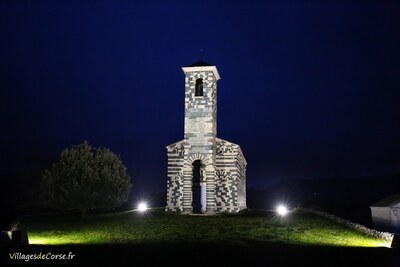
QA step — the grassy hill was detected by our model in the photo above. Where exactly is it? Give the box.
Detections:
[3,210,398,266]
[20,210,388,247]
[247,175,400,227]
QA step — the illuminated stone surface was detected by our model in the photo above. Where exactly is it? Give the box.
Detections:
[166,62,246,214]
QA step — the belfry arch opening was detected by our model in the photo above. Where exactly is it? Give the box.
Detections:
[192,160,203,213]
[195,78,203,96]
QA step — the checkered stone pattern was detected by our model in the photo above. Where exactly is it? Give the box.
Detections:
[215,138,247,212]
[166,64,247,214]
[215,169,235,211]
[235,148,247,208]
[166,141,185,212]
[184,70,217,155]
[183,69,218,213]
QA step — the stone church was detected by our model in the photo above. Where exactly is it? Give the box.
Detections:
[166,62,247,214]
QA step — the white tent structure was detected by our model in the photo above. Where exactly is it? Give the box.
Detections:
[370,195,400,233]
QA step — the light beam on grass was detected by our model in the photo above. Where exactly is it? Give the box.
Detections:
[23,211,392,247]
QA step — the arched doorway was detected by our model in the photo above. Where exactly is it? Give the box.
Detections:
[192,160,202,213]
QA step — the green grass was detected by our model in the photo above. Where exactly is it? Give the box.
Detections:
[21,210,390,247]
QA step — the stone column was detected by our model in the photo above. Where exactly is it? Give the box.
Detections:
[205,165,216,214]
[182,168,193,214]
[200,182,207,212]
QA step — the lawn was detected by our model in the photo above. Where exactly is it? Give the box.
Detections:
[20,210,389,248]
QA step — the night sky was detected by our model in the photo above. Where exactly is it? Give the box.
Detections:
[1,1,400,201]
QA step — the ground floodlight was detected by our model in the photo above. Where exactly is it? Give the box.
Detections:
[137,202,148,212]
[276,205,288,216]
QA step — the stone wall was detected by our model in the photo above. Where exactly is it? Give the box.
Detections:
[166,141,185,212]
[166,64,246,214]
[166,138,247,213]
[184,70,217,154]
[299,208,394,242]
[215,138,247,212]
[183,70,218,212]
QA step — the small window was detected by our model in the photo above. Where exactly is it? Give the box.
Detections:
[195,78,203,96]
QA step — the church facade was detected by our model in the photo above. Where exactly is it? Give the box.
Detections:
[166,62,247,214]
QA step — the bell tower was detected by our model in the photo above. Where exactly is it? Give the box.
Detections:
[181,61,220,213]
[182,61,220,151]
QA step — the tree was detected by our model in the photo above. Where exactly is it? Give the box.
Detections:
[40,141,132,216]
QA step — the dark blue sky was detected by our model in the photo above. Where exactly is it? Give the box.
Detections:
[1,1,400,198]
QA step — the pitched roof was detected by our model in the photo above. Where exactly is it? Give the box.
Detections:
[166,139,185,148]
[182,62,220,80]
[370,194,400,207]
[188,61,212,67]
